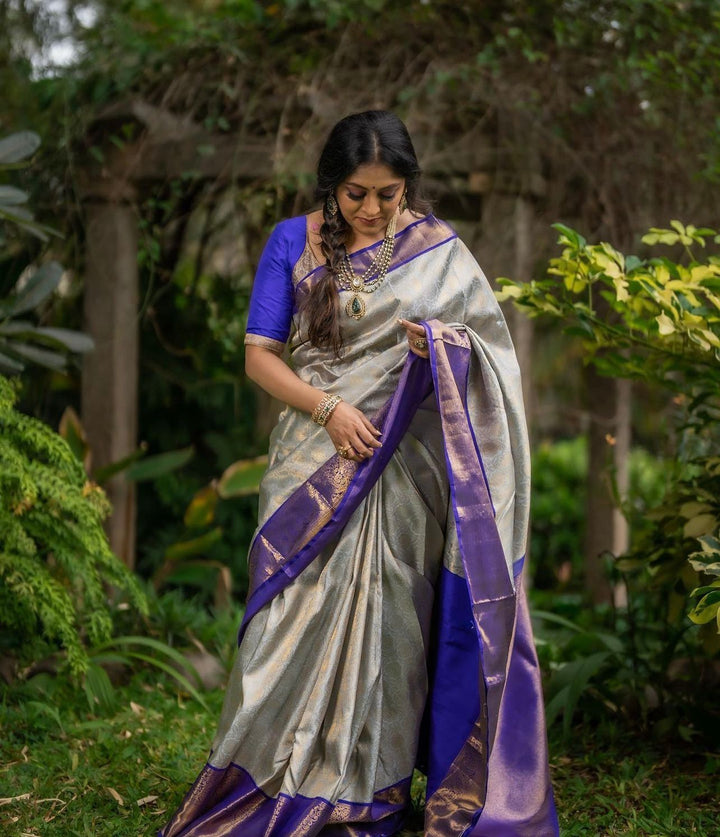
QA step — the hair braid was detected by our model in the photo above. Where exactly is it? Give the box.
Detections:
[302,201,347,355]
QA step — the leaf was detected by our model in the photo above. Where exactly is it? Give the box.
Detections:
[0,131,41,164]
[531,609,585,633]
[91,636,209,709]
[3,342,68,371]
[494,284,524,301]
[656,312,676,335]
[136,795,159,807]
[688,589,720,625]
[3,261,63,317]
[688,559,720,575]
[0,350,25,373]
[214,564,233,610]
[84,662,116,712]
[93,444,148,484]
[696,535,720,554]
[106,787,125,806]
[561,651,610,737]
[59,407,91,469]
[124,446,194,482]
[184,484,218,528]
[613,277,630,302]
[164,528,223,561]
[552,223,586,248]
[670,219,686,235]
[684,514,718,539]
[217,456,268,498]
[0,185,29,206]
[30,326,95,354]
[680,501,713,518]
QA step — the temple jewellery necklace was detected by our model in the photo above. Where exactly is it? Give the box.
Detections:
[337,213,397,320]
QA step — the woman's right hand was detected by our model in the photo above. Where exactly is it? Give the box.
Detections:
[324,401,382,462]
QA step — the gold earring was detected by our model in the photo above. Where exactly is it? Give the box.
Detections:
[399,191,407,214]
[326,194,338,217]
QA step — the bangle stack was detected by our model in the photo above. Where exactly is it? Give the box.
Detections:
[311,394,342,427]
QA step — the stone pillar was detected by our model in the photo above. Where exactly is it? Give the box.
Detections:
[81,190,139,568]
[476,192,536,430]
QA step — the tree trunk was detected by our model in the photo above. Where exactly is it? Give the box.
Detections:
[81,197,139,569]
[509,195,536,428]
[584,367,631,604]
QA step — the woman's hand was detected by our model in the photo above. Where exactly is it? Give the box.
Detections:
[398,318,430,358]
[325,400,382,462]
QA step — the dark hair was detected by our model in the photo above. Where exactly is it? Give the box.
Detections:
[303,111,430,354]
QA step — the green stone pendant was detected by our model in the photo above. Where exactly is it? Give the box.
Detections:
[346,294,366,320]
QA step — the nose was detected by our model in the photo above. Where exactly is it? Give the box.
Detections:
[363,193,381,215]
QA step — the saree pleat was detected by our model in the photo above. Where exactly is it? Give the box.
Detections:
[160,216,558,837]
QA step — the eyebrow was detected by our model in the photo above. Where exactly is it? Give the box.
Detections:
[345,181,402,191]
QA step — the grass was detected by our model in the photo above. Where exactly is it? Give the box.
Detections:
[1,673,718,836]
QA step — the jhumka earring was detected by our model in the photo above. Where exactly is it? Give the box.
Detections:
[399,191,408,214]
[326,193,338,217]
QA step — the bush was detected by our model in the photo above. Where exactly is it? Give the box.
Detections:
[0,374,147,677]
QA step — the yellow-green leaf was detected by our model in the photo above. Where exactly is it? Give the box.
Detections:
[680,501,713,518]
[184,485,218,528]
[684,514,718,539]
[165,527,223,561]
[494,284,524,301]
[656,312,676,335]
[217,456,268,498]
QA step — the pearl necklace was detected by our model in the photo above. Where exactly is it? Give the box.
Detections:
[337,214,397,320]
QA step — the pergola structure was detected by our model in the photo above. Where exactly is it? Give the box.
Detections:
[79,98,625,603]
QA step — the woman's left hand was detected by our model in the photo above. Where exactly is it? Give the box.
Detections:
[398,318,430,358]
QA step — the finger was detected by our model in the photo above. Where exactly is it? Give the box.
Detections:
[357,427,382,449]
[352,436,375,457]
[360,417,382,439]
[398,318,425,336]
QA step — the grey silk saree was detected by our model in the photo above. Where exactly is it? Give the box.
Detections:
[160,215,558,836]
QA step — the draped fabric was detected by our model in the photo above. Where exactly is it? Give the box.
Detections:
[160,215,558,837]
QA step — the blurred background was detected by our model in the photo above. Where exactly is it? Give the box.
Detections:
[1,2,719,831]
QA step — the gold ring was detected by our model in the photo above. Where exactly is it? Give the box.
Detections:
[413,338,428,350]
[337,445,350,458]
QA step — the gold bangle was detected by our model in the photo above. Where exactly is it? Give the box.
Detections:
[311,393,342,427]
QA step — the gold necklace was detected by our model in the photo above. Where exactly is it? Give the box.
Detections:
[337,214,397,320]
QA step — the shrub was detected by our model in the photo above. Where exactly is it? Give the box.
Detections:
[0,374,147,677]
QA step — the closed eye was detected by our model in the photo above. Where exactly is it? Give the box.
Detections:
[345,189,400,202]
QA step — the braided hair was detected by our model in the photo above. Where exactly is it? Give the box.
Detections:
[303,111,430,355]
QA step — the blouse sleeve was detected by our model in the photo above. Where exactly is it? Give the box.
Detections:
[245,216,306,354]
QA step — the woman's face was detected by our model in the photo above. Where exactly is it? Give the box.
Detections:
[335,163,405,244]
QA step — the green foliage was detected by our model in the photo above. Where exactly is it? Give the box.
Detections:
[0,374,147,677]
[530,437,667,589]
[0,131,94,374]
[497,221,720,385]
[532,585,718,743]
[501,223,720,642]
[87,634,209,712]
[150,455,266,604]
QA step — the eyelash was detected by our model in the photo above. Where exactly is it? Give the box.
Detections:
[347,191,397,202]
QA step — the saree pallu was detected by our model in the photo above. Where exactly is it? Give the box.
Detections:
[160,216,558,837]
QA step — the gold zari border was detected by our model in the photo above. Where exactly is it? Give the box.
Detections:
[244,333,285,355]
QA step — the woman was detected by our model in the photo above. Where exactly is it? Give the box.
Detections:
[161,111,558,837]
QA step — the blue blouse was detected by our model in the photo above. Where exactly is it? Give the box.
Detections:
[246,216,307,344]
